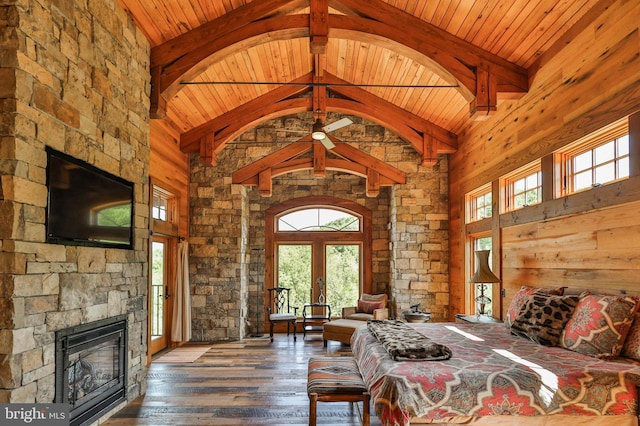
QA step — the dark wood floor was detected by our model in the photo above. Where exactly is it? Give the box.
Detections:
[103,334,382,425]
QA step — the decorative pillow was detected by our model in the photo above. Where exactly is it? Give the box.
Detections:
[504,286,565,329]
[510,294,579,346]
[620,312,640,361]
[560,294,639,358]
[360,293,388,305]
[357,299,384,314]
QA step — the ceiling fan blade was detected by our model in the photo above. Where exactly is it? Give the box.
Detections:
[322,117,353,133]
[319,135,335,150]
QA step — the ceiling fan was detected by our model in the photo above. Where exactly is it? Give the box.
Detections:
[308,117,353,149]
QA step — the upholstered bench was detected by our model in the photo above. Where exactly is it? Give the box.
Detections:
[307,356,370,426]
[322,319,366,346]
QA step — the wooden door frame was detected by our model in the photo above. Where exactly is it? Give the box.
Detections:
[147,179,181,364]
[149,235,176,356]
[265,196,372,333]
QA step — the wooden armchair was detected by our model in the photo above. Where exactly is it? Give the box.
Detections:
[342,293,389,321]
[267,287,298,342]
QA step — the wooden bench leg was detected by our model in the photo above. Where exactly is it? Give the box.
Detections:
[363,392,370,426]
[309,392,317,426]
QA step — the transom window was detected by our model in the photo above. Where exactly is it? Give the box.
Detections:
[501,161,542,213]
[277,208,360,231]
[152,186,176,222]
[466,184,492,223]
[557,119,629,196]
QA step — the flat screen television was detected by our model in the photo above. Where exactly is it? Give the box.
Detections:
[46,147,134,249]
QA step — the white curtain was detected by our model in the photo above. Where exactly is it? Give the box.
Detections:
[171,241,191,342]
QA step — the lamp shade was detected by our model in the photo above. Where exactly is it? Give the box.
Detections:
[470,250,500,283]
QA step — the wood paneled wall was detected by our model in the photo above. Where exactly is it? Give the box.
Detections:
[149,120,190,238]
[448,0,640,320]
[501,199,640,310]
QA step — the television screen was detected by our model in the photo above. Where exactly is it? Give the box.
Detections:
[46,148,134,249]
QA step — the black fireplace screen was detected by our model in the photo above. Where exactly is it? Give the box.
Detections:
[67,339,119,404]
[56,315,127,426]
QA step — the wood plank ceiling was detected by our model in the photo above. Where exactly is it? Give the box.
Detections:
[118,0,604,185]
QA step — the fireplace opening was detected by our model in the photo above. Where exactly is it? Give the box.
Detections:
[55,315,128,426]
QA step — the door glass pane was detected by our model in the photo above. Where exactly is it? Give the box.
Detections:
[325,244,360,316]
[151,241,165,339]
[277,245,312,309]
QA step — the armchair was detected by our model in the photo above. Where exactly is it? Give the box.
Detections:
[342,293,389,321]
[267,287,298,342]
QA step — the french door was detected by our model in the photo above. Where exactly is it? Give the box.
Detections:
[265,196,373,335]
[277,242,361,316]
[149,236,173,355]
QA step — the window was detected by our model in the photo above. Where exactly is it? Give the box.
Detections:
[152,186,176,222]
[277,208,360,231]
[557,119,629,196]
[267,198,372,322]
[466,184,492,223]
[470,236,494,316]
[501,161,542,213]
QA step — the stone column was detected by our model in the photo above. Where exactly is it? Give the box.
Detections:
[390,158,449,321]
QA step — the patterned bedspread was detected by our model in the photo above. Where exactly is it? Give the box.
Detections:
[351,322,640,426]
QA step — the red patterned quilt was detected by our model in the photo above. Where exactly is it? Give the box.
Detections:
[351,322,640,426]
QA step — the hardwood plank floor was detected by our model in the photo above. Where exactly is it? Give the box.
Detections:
[102,334,383,425]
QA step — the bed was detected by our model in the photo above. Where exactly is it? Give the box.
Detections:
[351,321,640,426]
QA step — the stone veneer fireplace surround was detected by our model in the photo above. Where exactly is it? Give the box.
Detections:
[55,315,128,426]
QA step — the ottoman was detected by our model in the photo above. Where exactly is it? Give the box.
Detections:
[323,319,366,346]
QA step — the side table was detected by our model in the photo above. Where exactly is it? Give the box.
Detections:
[301,303,331,339]
[455,314,501,324]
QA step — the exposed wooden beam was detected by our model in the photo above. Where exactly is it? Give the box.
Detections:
[150,1,527,116]
[259,168,273,197]
[153,15,310,102]
[310,0,329,54]
[331,141,406,183]
[232,140,405,197]
[180,74,312,152]
[324,72,457,151]
[366,168,380,197]
[313,143,326,177]
[200,133,216,166]
[232,142,312,184]
[330,0,528,95]
[470,68,498,120]
[181,72,457,159]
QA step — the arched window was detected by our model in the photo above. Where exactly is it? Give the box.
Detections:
[266,197,372,319]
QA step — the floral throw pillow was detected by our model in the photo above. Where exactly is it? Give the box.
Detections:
[560,294,639,358]
[504,286,564,329]
[621,312,640,360]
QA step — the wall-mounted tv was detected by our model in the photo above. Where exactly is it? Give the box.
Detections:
[46,147,134,249]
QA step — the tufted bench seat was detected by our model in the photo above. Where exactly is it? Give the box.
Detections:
[307,356,370,426]
[322,319,366,346]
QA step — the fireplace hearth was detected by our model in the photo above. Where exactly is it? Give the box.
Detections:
[55,315,128,426]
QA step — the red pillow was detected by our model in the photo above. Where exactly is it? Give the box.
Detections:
[357,300,384,314]
[561,294,639,358]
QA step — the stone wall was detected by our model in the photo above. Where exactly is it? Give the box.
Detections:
[188,113,450,338]
[0,0,150,415]
[390,158,450,321]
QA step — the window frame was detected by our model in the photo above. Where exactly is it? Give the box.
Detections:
[465,184,492,223]
[152,186,177,223]
[500,161,542,213]
[556,119,629,197]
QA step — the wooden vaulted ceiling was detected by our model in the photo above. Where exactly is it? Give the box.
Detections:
[118,0,603,192]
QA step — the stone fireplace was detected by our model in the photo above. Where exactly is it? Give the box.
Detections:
[55,316,128,426]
